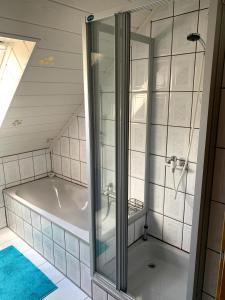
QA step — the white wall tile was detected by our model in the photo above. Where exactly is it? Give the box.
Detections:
[132,59,148,92]
[31,211,41,230]
[19,157,34,179]
[149,155,165,186]
[150,125,167,156]
[0,164,5,186]
[166,166,187,193]
[132,36,149,59]
[81,162,87,184]
[69,117,79,139]
[174,0,199,15]
[164,188,185,222]
[134,215,145,240]
[43,235,54,264]
[198,9,209,52]
[153,56,171,91]
[33,228,43,254]
[130,93,147,123]
[101,93,115,120]
[163,217,183,248]
[79,140,87,163]
[173,12,198,54]
[170,54,195,91]
[130,123,146,152]
[46,153,51,172]
[33,155,47,175]
[149,211,163,239]
[130,151,145,180]
[169,92,192,127]
[4,161,20,184]
[71,159,80,181]
[151,92,169,125]
[52,223,65,248]
[167,127,190,158]
[128,223,135,246]
[78,117,86,140]
[102,145,115,171]
[15,215,24,238]
[65,231,79,258]
[24,222,33,246]
[189,129,199,163]
[200,0,210,9]
[0,186,5,207]
[41,217,52,238]
[203,250,220,297]
[192,92,202,129]
[66,252,80,286]
[22,205,31,224]
[149,183,164,214]
[182,224,192,252]
[54,243,66,274]
[102,120,115,147]
[70,139,79,160]
[151,18,173,57]
[130,177,145,203]
[0,207,6,228]
[61,137,70,157]
[194,52,205,91]
[81,263,92,296]
[52,155,62,174]
[80,241,90,267]
[186,163,197,195]
[62,157,71,178]
[184,194,194,225]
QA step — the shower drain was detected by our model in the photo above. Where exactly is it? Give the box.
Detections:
[148,263,156,269]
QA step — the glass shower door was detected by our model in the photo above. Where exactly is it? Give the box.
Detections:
[84,12,130,291]
[88,16,117,283]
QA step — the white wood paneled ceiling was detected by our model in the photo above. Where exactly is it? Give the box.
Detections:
[0,0,153,157]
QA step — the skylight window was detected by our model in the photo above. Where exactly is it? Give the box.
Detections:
[0,37,35,127]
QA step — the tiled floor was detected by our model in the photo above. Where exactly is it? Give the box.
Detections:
[0,227,91,300]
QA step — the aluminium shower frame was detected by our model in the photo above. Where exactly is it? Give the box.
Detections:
[82,0,220,298]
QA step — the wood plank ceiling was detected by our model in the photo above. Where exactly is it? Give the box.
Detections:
[0,0,149,157]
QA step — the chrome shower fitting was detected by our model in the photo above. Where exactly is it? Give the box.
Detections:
[166,156,188,172]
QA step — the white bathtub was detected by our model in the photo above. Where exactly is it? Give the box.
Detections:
[5,177,89,242]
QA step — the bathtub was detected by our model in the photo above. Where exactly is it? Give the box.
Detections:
[4,177,89,242]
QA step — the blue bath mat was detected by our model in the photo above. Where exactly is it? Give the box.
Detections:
[0,246,57,300]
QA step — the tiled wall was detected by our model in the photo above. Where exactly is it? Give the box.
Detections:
[51,105,88,186]
[202,31,225,300]
[4,192,92,297]
[147,0,209,252]
[0,149,51,230]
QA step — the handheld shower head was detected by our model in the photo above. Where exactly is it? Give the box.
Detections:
[187,33,206,50]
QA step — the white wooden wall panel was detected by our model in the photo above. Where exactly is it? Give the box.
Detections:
[30,49,83,69]
[11,95,83,107]
[16,82,83,96]
[0,0,86,34]
[0,0,89,156]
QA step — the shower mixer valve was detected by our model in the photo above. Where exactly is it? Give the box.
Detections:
[165,156,188,172]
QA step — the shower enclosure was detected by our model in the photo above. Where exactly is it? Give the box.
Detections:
[83,2,213,299]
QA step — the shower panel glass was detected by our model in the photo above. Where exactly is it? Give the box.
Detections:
[86,15,117,283]
[84,10,151,295]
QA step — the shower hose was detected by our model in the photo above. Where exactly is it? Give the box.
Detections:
[174,52,205,199]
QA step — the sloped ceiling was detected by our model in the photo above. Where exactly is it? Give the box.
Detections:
[0,0,151,157]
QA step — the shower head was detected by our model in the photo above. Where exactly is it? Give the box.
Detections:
[187,33,206,50]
